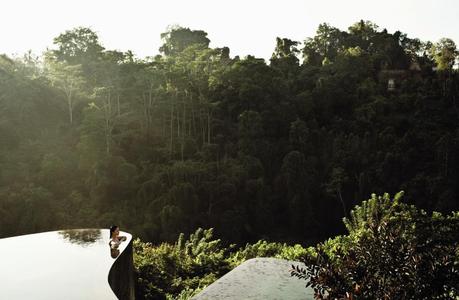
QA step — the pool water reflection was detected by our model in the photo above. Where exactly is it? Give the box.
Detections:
[0,229,132,300]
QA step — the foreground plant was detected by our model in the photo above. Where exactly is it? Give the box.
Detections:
[292,192,459,299]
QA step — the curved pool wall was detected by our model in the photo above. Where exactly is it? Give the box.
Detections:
[0,229,135,300]
[108,233,135,300]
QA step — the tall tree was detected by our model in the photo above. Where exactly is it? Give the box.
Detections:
[430,38,458,71]
[52,27,105,86]
[52,27,104,64]
[159,26,210,56]
[46,60,86,125]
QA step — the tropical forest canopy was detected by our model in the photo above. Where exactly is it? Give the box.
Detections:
[0,20,458,245]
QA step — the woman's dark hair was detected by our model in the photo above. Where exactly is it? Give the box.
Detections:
[109,225,118,239]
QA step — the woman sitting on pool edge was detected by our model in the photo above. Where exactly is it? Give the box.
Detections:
[109,225,127,249]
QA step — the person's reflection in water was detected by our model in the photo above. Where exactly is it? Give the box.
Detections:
[109,225,127,259]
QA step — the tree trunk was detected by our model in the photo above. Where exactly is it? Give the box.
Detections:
[445,151,448,177]
[207,109,211,144]
[105,90,112,155]
[177,104,180,139]
[191,102,196,137]
[117,94,121,117]
[67,89,73,125]
[181,100,186,161]
[170,103,174,156]
[142,93,148,133]
[68,96,73,125]
[148,83,154,130]
[337,189,346,217]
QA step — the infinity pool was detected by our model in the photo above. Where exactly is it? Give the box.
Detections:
[0,229,133,300]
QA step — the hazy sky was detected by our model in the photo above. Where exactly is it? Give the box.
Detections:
[1,0,458,61]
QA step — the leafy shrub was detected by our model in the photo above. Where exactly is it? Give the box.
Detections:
[134,227,310,299]
[292,192,459,299]
[133,228,231,300]
[228,240,310,268]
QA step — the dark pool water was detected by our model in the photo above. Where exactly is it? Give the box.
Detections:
[0,229,132,300]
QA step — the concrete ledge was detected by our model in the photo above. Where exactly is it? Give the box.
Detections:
[193,257,314,300]
[108,236,135,300]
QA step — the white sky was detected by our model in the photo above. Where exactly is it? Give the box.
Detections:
[1,0,458,61]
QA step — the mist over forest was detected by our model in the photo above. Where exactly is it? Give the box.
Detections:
[1,20,458,244]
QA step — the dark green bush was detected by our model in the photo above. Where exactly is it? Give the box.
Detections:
[133,228,230,299]
[292,192,459,299]
[134,227,309,299]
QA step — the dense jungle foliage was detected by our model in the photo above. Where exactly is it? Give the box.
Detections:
[134,193,459,299]
[133,227,309,299]
[0,20,458,245]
